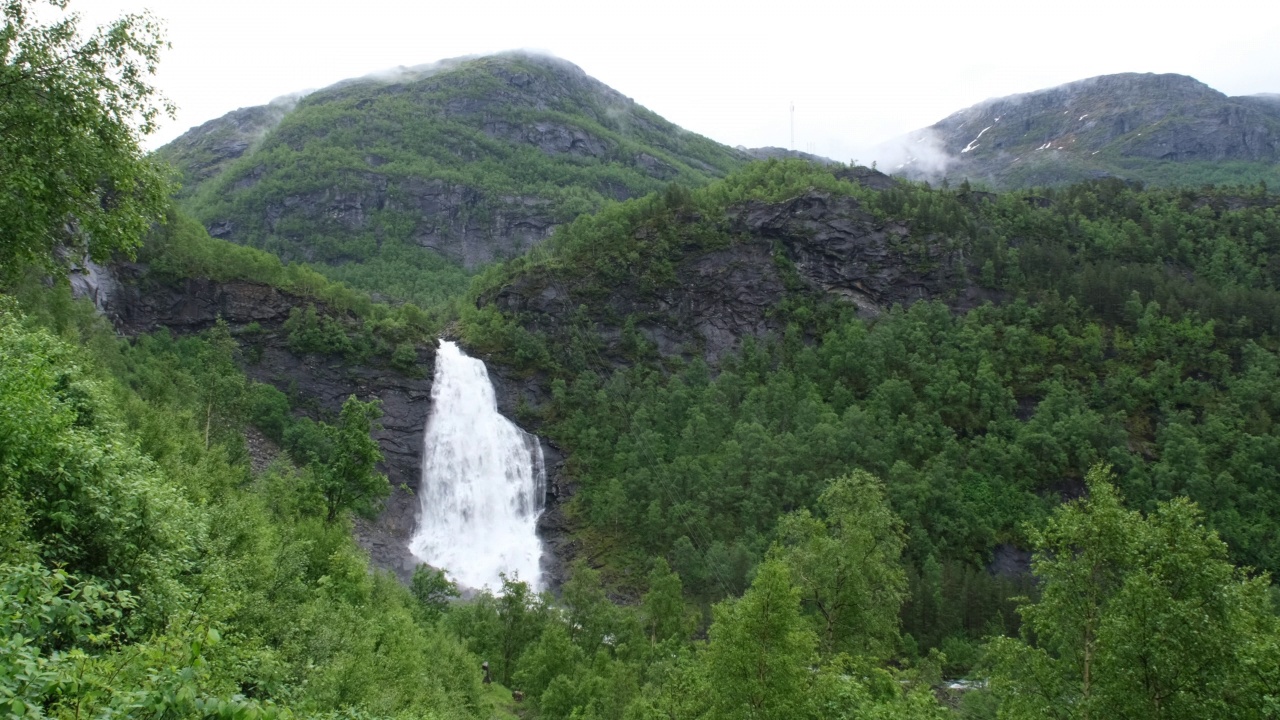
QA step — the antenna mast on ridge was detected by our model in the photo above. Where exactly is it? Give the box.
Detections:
[790,101,795,150]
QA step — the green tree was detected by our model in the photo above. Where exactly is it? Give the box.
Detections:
[513,622,585,703]
[1,0,172,273]
[641,557,688,644]
[197,319,247,449]
[988,465,1279,719]
[703,558,817,720]
[314,395,388,522]
[770,470,907,659]
[409,565,459,622]
[561,560,618,654]
[495,574,550,686]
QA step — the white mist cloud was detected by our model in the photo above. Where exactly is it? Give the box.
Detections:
[866,129,955,180]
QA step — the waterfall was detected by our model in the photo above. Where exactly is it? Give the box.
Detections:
[409,340,546,591]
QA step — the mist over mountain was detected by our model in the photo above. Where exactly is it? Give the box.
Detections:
[897,72,1280,188]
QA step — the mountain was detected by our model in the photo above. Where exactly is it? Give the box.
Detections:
[156,52,749,305]
[906,73,1280,187]
[739,145,838,165]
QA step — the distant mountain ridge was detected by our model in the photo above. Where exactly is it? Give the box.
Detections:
[739,146,838,165]
[156,52,749,304]
[906,72,1280,187]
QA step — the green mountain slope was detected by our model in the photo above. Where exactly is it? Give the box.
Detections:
[156,52,748,305]
[909,72,1280,188]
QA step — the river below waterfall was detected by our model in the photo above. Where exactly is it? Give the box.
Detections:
[408,340,546,591]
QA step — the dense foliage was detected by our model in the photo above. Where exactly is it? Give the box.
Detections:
[5,4,1280,713]
[460,160,1280,671]
[988,466,1280,719]
[0,295,491,719]
[0,0,172,276]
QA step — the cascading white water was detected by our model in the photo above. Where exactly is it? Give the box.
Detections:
[409,340,546,591]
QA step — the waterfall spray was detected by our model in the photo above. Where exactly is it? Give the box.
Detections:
[409,340,546,591]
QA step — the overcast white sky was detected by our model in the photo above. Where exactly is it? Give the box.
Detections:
[76,0,1280,162]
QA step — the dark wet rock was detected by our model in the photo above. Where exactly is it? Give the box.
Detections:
[67,257,120,315]
[989,543,1032,579]
[535,447,578,591]
[732,191,987,313]
[489,236,790,367]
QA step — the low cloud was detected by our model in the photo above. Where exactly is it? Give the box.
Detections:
[863,128,955,181]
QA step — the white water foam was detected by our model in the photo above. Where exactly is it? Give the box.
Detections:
[409,340,546,591]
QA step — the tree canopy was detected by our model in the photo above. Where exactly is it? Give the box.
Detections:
[0,0,172,273]
[988,465,1280,719]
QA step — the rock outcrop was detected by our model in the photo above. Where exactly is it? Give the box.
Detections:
[734,191,988,313]
[487,190,980,373]
[491,235,791,367]
[206,175,561,269]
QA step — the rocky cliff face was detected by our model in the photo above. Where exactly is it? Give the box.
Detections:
[909,73,1280,186]
[205,175,560,270]
[735,191,986,313]
[492,237,791,366]
[487,189,979,371]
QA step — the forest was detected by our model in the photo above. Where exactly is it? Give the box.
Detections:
[4,2,1280,718]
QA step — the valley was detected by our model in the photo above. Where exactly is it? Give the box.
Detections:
[5,4,1280,716]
